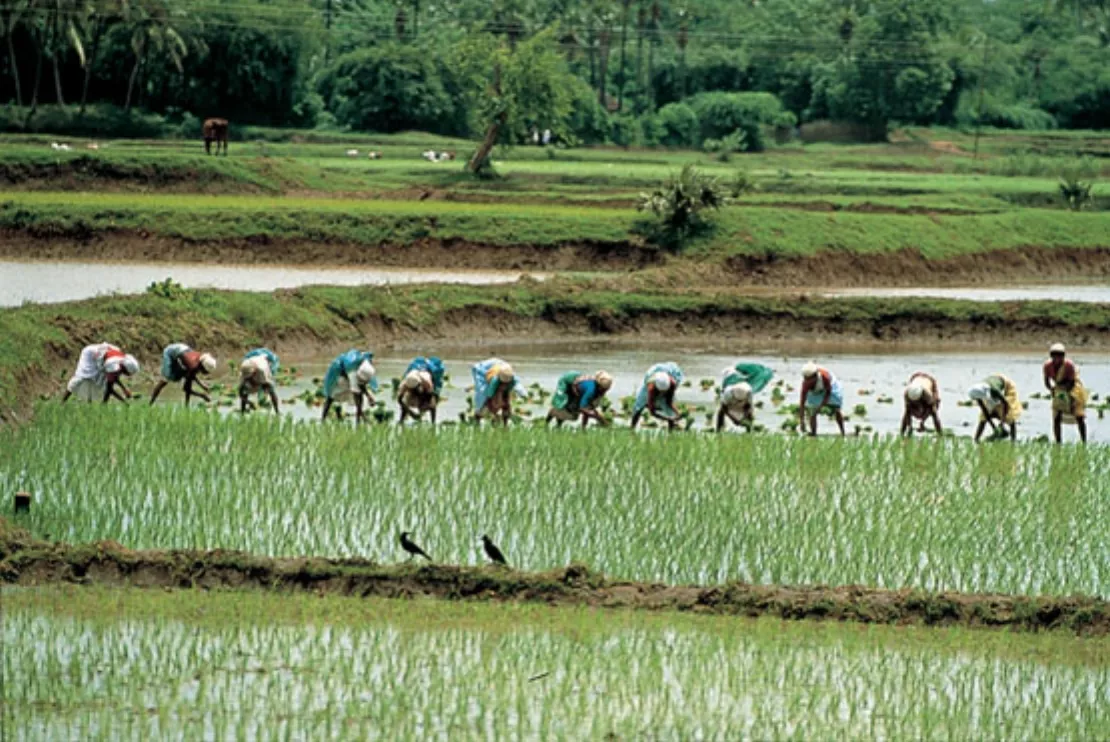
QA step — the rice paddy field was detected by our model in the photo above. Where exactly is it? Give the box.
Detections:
[5,586,1110,740]
[4,403,1109,596]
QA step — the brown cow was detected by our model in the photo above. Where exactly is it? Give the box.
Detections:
[203,118,229,156]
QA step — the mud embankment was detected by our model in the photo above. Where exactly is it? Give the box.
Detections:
[5,230,1110,286]
[0,231,661,273]
[1,521,1105,635]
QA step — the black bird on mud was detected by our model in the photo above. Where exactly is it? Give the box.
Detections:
[481,534,508,566]
[400,531,432,561]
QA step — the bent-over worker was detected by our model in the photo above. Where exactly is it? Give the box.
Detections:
[630,362,684,431]
[62,343,139,404]
[322,349,377,424]
[547,370,614,428]
[716,362,774,432]
[398,356,445,424]
[969,373,1021,442]
[238,348,280,415]
[149,343,217,407]
[900,371,942,437]
[799,363,846,436]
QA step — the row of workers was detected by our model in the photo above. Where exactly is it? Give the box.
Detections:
[61,342,1089,442]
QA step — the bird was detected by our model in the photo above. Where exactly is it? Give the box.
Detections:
[481,534,508,566]
[399,531,432,561]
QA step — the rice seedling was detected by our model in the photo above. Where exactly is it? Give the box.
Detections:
[4,586,1109,740]
[3,404,1109,597]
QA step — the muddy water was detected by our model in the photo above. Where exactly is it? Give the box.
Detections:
[154,342,1110,442]
[0,260,539,307]
[824,285,1110,303]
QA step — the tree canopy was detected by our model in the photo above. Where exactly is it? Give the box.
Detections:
[2,0,1107,140]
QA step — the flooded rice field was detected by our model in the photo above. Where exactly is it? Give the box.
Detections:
[0,260,536,306]
[153,341,1110,442]
[824,285,1110,303]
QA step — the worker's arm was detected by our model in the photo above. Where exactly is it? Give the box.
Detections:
[716,406,727,433]
[900,408,912,436]
[931,407,943,435]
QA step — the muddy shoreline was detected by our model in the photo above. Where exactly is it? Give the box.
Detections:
[1,521,1105,635]
[5,230,1110,287]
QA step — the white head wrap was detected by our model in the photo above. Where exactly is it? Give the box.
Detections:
[802,362,818,378]
[417,370,434,390]
[1050,342,1066,355]
[968,383,991,402]
[199,353,217,373]
[724,382,752,404]
[596,371,613,390]
[652,372,672,392]
[906,384,924,402]
[401,370,423,390]
[121,355,139,375]
[355,360,376,385]
[497,364,515,383]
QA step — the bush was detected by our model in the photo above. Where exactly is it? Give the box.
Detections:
[686,92,795,153]
[637,164,724,248]
[608,114,641,148]
[566,78,610,145]
[1058,160,1097,211]
[0,105,173,138]
[955,94,1058,131]
[655,103,701,148]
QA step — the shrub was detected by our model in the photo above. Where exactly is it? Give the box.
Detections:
[316,44,463,135]
[566,78,610,145]
[0,105,173,138]
[656,103,700,148]
[637,164,724,248]
[608,114,641,148]
[687,92,795,152]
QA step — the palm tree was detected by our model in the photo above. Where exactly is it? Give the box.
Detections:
[617,0,632,110]
[0,0,28,106]
[123,0,188,111]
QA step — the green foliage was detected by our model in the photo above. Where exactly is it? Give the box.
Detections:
[637,164,724,246]
[317,43,464,135]
[655,103,701,147]
[687,92,794,152]
[145,278,191,300]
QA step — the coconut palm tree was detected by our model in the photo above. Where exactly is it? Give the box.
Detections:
[123,0,188,110]
[0,0,28,106]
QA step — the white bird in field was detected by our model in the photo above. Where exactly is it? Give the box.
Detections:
[422,150,437,162]
[346,149,359,157]
[86,143,100,150]
[367,151,382,160]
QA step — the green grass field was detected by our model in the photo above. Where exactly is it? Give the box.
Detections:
[6,586,1108,739]
[5,404,1109,595]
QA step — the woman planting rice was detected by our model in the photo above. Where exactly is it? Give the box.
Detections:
[321,349,378,424]
[969,373,1021,442]
[1043,343,1088,444]
[546,370,614,428]
[716,363,774,432]
[149,343,217,407]
[631,362,684,430]
[472,358,524,426]
[799,363,846,437]
[398,356,446,424]
[238,348,281,415]
[62,343,139,404]
[900,371,942,436]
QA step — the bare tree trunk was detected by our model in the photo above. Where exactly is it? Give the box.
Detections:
[52,53,66,106]
[6,29,22,107]
[80,20,105,115]
[468,64,503,174]
[598,29,611,106]
[125,59,140,110]
[26,45,43,127]
[617,4,629,111]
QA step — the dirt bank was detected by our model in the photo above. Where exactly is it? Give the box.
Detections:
[0,231,660,272]
[1,521,1104,635]
[5,231,1110,287]
[720,245,1110,288]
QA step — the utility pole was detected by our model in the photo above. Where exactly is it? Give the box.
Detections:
[972,34,988,160]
